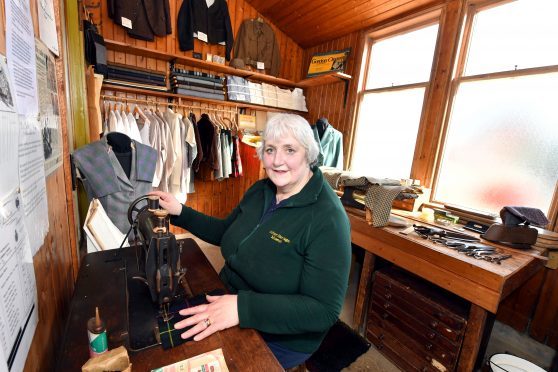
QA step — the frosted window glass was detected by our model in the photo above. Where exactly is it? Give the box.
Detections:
[434,73,558,213]
[351,89,425,179]
[465,0,558,75]
[367,24,439,89]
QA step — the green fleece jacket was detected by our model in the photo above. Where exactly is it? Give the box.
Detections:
[170,167,351,353]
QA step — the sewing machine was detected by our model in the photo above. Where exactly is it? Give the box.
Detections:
[128,195,187,307]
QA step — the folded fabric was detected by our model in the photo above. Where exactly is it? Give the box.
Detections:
[320,167,404,227]
[248,81,264,105]
[173,88,225,100]
[226,76,251,102]
[501,206,549,227]
[157,289,225,349]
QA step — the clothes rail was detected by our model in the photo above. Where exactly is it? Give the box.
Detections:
[100,95,238,114]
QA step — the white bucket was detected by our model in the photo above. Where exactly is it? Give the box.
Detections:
[489,353,546,372]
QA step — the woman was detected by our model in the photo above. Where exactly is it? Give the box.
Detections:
[151,113,351,369]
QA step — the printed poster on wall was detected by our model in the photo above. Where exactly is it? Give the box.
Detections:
[18,115,49,255]
[307,48,351,78]
[35,39,62,176]
[0,190,38,372]
[0,56,20,199]
[37,0,59,56]
[5,0,39,115]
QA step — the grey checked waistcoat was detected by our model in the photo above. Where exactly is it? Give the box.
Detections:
[74,136,157,234]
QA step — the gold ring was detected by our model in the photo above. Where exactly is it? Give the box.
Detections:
[204,318,211,328]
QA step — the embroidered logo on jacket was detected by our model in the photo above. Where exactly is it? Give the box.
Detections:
[269,230,290,244]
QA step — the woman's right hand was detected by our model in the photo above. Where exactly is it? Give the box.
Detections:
[149,191,183,216]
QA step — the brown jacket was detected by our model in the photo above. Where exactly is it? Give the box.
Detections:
[233,19,281,77]
[108,0,171,41]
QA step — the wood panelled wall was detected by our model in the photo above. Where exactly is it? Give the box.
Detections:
[0,0,78,371]
[85,0,303,220]
[302,31,364,169]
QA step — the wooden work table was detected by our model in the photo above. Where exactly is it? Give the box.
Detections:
[348,210,545,371]
[56,237,282,371]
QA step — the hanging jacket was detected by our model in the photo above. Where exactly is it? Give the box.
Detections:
[177,0,234,60]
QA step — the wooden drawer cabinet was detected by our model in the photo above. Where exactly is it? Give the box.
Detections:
[367,266,469,372]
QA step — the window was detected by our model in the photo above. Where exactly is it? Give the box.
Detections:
[433,0,558,214]
[351,22,439,179]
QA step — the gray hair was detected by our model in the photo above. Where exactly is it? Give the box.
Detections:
[256,114,320,167]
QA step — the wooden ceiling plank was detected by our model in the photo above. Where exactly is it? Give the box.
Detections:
[297,0,438,46]
[287,0,416,46]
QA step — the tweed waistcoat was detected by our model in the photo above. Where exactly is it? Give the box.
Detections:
[74,136,157,234]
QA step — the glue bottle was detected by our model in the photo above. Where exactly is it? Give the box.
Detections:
[87,307,108,357]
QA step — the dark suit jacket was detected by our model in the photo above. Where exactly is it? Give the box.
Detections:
[177,0,234,60]
[108,0,171,41]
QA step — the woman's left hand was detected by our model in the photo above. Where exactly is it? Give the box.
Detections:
[174,294,239,341]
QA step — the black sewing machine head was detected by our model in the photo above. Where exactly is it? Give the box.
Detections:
[128,195,184,307]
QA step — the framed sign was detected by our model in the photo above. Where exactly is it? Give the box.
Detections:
[307,48,350,77]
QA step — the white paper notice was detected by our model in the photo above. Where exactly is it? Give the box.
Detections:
[0,56,19,199]
[0,190,38,372]
[37,0,59,56]
[36,39,62,175]
[18,117,48,255]
[5,0,39,115]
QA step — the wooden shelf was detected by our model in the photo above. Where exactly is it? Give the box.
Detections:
[101,83,308,114]
[105,39,299,88]
[105,39,351,89]
[297,72,352,88]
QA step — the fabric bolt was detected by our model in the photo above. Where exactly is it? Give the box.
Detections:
[74,136,156,234]
[170,167,351,354]
[173,88,225,101]
[171,75,223,88]
[226,76,251,102]
[107,0,171,41]
[276,86,293,109]
[177,0,234,60]
[107,64,166,83]
[172,84,222,95]
[292,88,307,112]
[248,81,264,105]
[262,83,278,107]
[233,19,281,76]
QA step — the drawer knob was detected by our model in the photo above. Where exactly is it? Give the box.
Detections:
[427,331,436,339]
[425,343,433,351]
[382,313,389,319]
[383,303,391,309]
[385,293,392,300]
[430,320,439,328]
[378,333,384,341]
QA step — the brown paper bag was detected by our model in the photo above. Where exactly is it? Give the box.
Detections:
[81,346,132,372]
